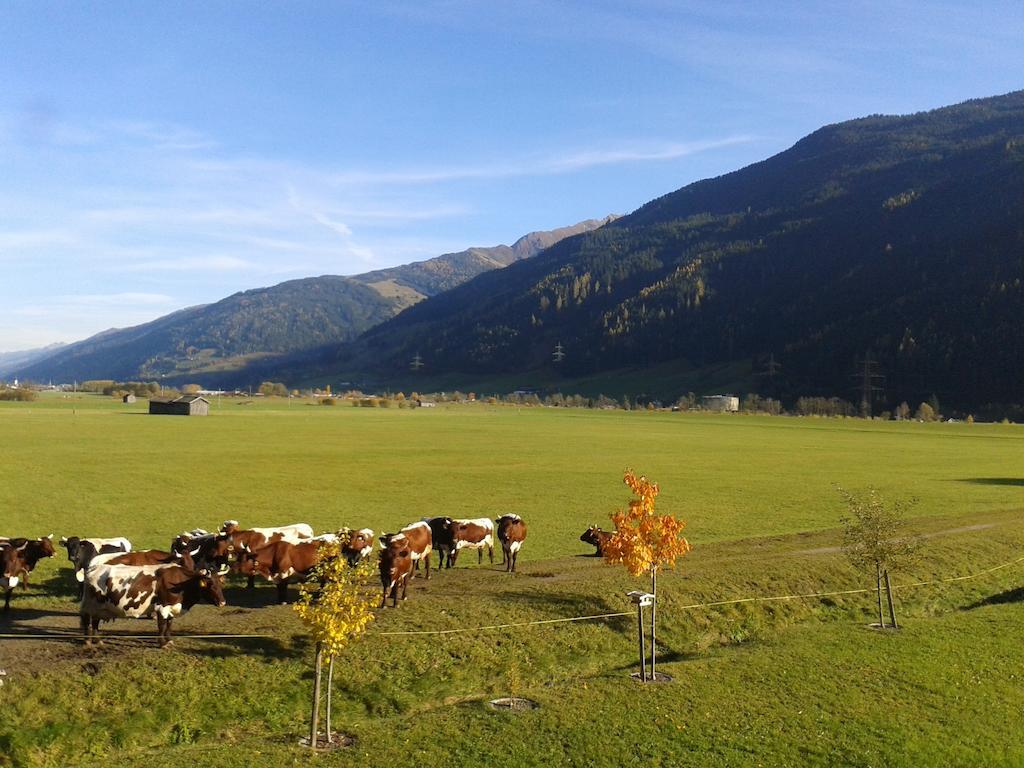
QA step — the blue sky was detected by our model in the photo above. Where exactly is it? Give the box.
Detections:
[2,1,1022,351]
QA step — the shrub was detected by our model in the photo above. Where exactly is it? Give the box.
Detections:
[320,398,337,406]
[0,388,36,401]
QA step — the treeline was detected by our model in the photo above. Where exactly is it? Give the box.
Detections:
[0,387,36,401]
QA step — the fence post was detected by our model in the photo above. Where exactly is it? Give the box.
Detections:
[637,600,647,682]
[309,642,323,749]
[650,566,658,679]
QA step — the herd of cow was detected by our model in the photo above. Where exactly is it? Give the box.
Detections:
[0,513,539,647]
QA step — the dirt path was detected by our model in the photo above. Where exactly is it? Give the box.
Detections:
[794,522,999,557]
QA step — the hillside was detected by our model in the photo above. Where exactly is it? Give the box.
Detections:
[323,92,1024,412]
[13,218,613,383]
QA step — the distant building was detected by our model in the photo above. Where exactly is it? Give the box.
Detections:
[149,394,210,416]
[122,393,136,404]
[702,395,739,412]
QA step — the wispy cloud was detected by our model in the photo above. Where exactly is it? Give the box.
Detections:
[325,136,754,186]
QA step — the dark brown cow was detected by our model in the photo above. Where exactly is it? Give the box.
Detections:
[80,560,226,647]
[449,518,494,566]
[378,534,414,607]
[425,517,456,569]
[235,540,322,604]
[1,535,56,611]
[580,526,612,556]
[496,514,527,573]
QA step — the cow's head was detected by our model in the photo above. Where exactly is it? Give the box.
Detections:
[59,536,81,562]
[194,568,226,608]
[36,535,56,559]
[219,520,239,535]
[580,526,603,546]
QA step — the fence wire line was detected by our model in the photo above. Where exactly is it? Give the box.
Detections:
[1,554,1022,642]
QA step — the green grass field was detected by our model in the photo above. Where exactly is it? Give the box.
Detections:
[1,393,1023,767]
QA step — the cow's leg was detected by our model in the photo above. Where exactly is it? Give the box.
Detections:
[157,615,167,647]
[277,581,289,604]
[247,573,256,590]
[91,616,102,645]
[511,550,518,573]
[160,617,174,647]
[424,552,431,581]
[478,547,483,565]
[380,585,388,609]
[400,575,409,602]
[2,588,10,612]
[80,613,90,644]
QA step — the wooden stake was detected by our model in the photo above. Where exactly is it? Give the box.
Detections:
[309,643,323,749]
[325,655,335,743]
[650,566,658,679]
[636,602,647,681]
[884,569,898,629]
[876,562,885,628]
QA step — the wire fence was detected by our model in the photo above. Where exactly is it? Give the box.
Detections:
[1,554,1021,642]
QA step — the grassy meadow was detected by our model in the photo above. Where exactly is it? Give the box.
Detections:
[1,393,1023,767]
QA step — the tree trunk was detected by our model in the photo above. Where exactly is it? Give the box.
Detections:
[875,562,885,628]
[650,566,658,679]
[325,655,335,743]
[884,570,898,629]
[309,643,323,749]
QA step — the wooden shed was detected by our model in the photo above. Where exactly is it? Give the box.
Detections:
[148,394,210,416]
[122,393,136,403]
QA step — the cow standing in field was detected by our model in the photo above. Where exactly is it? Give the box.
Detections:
[383,521,432,579]
[80,560,225,647]
[425,517,456,570]
[210,521,314,588]
[0,535,56,611]
[59,536,132,595]
[235,540,322,604]
[449,518,494,566]
[580,526,612,556]
[378,534,414,607]
[496,515,527,573]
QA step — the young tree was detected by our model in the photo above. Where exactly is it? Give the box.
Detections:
[293,538,377,748]
[603,470,691,680]
[838,486,921,629]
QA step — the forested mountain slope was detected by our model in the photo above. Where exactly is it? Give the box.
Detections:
[334,92,1024,411]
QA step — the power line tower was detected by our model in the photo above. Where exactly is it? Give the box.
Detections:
[852,352,885,418]
[410,352,424,372]
[755,352,782,380]
[552,342,566,364]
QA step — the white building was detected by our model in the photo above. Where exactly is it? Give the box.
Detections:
[702,395,739,412]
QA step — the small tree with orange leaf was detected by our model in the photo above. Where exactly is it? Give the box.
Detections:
[603,470,691,680]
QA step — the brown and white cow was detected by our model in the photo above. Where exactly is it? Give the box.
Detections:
[425,517,456,570]
[378,534,414,607]
[59,536,132,591]
[80,560,225,647]
[382,521,432,579]
[1,535,56,611]
[496,514,527,573]
[449,518,494,566]
[580,526,612,556]
[235,540,322,604]
[209,522,314,588]
[342,528,375,566]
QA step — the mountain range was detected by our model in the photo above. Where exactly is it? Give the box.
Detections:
[11,217,614,384]
[11,92,1024,414]
[319,91,1024,412]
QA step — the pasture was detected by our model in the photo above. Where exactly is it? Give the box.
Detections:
[1,394,1023,767]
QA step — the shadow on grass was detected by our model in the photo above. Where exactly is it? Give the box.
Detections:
[954,477,1024,487]
[963,587,1024,610]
